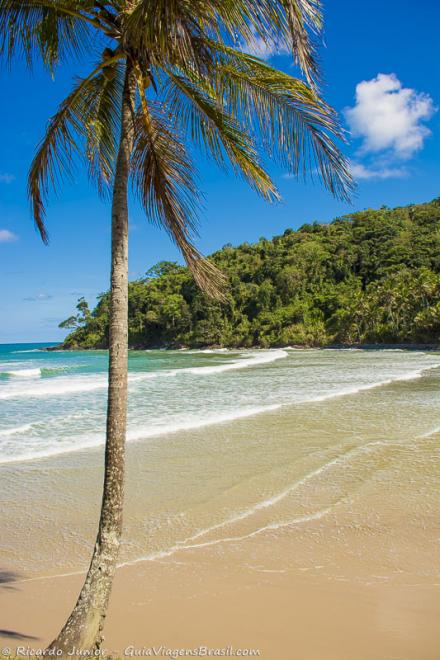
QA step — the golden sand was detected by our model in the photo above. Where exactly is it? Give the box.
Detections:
[2,374,440,659]
[2,536,440,660]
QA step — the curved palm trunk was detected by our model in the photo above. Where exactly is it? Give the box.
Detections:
[49,63,135,656]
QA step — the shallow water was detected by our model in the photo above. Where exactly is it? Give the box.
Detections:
[1,343,439,463]
[1,344,440,582]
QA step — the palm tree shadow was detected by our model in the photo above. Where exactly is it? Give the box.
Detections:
[0,570,40,642]
[0,630,39,641]
[0,569,21,591]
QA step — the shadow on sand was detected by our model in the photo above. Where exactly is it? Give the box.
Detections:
[0,570,21,591]
[0,569,41,642]
[0,629,38,641]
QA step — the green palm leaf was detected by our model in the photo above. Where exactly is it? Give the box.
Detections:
[28,53,123,242]
[124,0,322,86]
[164,70,279,202]
[0,0,100,69]
[85,57,124,195]
[131,82,226,298]
[206,41,353,199]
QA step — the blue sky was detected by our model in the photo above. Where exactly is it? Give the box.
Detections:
[1,0,439,342]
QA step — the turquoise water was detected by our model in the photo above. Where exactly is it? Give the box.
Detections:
[2,342,440,580]
[1,343,440,465]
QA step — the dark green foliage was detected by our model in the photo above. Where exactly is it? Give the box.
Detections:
[61,199,440,349]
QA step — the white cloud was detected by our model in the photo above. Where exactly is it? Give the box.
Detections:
[349,162,409,181]
[0,229,18,243]
[0,173,15,184]
[345,73,436,160]
[23,293,53,302]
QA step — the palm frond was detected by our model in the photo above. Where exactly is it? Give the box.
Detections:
[85,57,124,195]
[281,0,322,88]
[124,0,321,86]
[28,53,124,242]
[204,42,353,200]
[217,0,323,87]
[124,1,205,68]
[226,0,323,87]
[131,79,226,299]
[164,69,279,203]
[0,0,104,70]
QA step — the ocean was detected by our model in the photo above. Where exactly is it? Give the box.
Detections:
[1,343,440,580]
[1,343,439,465]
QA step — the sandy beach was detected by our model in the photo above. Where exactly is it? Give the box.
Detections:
[1,349,440,659]
[2,544,440,660]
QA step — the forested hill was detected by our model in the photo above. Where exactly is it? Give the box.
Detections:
[60,198,440,349]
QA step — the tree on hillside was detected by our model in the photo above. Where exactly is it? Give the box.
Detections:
[59,297,92,330]
[0,0,352,652]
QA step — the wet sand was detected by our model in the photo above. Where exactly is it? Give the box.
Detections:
[2,536,440,660]
[1,368,440,659]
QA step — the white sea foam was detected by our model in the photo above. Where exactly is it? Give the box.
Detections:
[0,350,288,400]
[2,349,439,462]
[127,404,282,442]
[175,441,391,546]
[181,349,288,375]
[11,349,43,354]
[198,348,230,353]
[2,368,41,378]
[122,507,334,566]
[417,426,440,439]
[120,440,401,567]
[14,504,334,584]
[0,403,282,464]
[0,423,34,437]
[302,364,440,405]
[0,371,151,399]
[0,374,108,399]
[2,355,439,462]
[0,410,96,441]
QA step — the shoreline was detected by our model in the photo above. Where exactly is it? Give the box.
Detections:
[46,342,440,352]
[3,356,440,467]
[1,350,440,659]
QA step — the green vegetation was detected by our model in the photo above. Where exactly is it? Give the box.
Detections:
[61,199,440,349]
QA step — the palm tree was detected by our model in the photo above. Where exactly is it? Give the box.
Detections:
[1,0,353,653]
